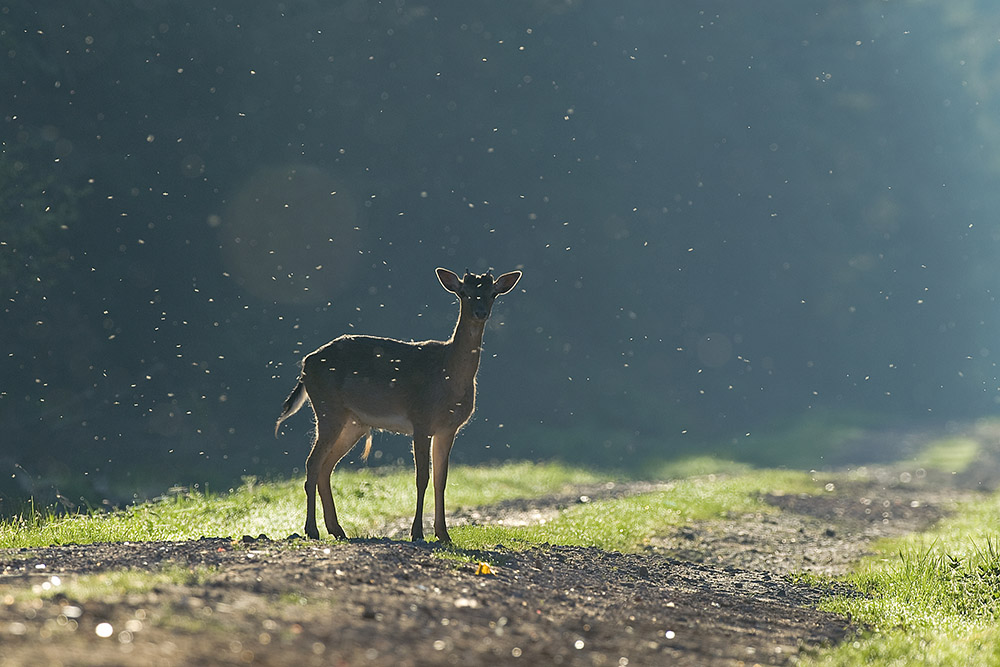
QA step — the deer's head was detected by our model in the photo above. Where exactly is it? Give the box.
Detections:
[437,267,521,321]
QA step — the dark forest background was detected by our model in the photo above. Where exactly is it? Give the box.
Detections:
[4,1,1000,509]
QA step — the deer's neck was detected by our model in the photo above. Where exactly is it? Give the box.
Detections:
[446,306,487,383]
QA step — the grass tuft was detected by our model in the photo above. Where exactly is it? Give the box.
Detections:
[805,491,1000,666]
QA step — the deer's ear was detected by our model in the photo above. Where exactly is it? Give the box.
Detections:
[493,271,522,295]
[436,268,463,293]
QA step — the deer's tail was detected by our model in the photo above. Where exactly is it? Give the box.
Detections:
[361,431,373,461]
[275,379,308,437]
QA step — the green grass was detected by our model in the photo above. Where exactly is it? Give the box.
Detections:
[912,436,980,473]
[450,468,820,552]
[0,456,815,555]
[0,462,611,549]
[0,564,217,607]
[804,489,1000,666]
[800,429,998,666]
[645,455,754,480]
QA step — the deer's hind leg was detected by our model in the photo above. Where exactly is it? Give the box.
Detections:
[304,404,351,539]
[316,418,369,539]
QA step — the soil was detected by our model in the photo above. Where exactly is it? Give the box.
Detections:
[1,428,998,667]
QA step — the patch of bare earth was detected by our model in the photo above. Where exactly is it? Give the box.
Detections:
[2,428,997,666]
[0,537,848,667]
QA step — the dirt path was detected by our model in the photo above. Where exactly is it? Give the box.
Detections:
[0,537,850,667]
[655,466,979,577]
[1,430,996,666]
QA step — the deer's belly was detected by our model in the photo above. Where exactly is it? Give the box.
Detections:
[350,408,414,436]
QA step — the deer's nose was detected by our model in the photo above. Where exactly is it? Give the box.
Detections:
[470,298,490,319]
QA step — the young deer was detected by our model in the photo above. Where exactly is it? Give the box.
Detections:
[275,267,522,542]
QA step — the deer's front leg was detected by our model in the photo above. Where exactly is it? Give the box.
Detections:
[431,430,458,543]
[411,432,432,541]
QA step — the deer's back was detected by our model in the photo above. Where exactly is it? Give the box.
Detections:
[301,334,462,433]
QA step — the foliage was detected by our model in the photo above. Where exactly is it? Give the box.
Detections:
[0,144,86,300]
[1,2,1000,502]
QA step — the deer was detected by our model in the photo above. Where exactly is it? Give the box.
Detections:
[275,267,522,543]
